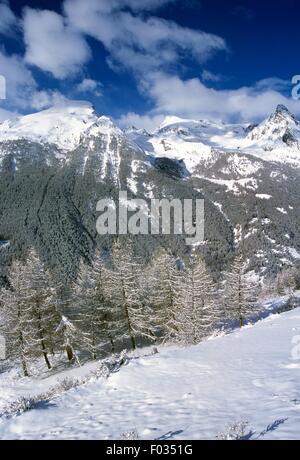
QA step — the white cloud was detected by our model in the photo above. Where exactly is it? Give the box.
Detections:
[0,107,18,122]
[76,78,102,96]
[149,73,300,121]
[0,0,225,117]
[118,73,300,130]
[23,8,91,79]
[64,0,176,16]
[64,0,226,73]
[117,112,165,131]
[121,0,175,11]
[30,90,69,111]
[0,49,37,109]
[0,0,19,36]
[84,0,176,13]
[0,0,295,130]
[201,70,225,83]
[254,77,291,92]
[0,49,70,113]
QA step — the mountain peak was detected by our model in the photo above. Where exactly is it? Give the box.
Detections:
[0,100,101,151]
[275,104,291,115]
[159,116,192,130]
[271,104,298,123]
[271,104,297,125]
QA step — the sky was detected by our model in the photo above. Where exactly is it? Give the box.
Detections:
[0,0,300,130]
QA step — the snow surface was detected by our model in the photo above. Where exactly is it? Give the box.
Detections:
[288,248,300,260]
[201,177,258,195]
[256,194,272,200]
[1,306,300,440]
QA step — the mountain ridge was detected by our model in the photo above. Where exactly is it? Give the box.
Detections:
[1,102,300,168]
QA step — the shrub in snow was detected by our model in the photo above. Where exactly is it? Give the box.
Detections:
[0,350,131,420]
[0,396,40,418]
[104,350,129,374]
[217,421,253,440]
[0,379,82,419]
[55,377,82,392]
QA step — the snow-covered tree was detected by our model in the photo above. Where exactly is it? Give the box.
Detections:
[148,248,183,343]
[71,252,116,358]
[0,249,61,375]
[24,250,62,367]
[176,254,220,344]
[148,250,220,345]
[275,268,297,296]
[224,254,258,327]
[55,315,90,365]
[0,260,32,376]
[105,240,155,350]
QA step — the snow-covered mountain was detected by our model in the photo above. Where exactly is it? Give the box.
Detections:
[0,101,126,152]
[128,104,300,170]
[0,101,140,187]
[246,104,300,147]
[0,101,96,151]
[1,101,300,170]
[0,101,300,282]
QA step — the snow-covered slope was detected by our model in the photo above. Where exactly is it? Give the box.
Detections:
[1,305,300,440]
[128,116,245,172]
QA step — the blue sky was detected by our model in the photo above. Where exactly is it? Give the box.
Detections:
[0,0,300,129]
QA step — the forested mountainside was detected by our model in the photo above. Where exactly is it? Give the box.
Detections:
[0,101,300,286]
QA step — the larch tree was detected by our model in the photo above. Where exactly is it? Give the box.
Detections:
[275,268,296,296]
[105,240,155,350]
[0,249,61,375]
[148,248,183,343]
[0,260,32,376]
[224,254,258,327]
[177,254,220,345]
[55,315,89,365]
[71,251,117,359]
[25,249,62,368]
